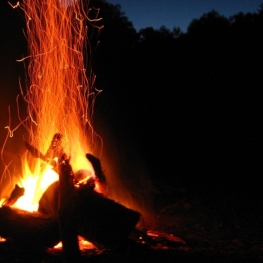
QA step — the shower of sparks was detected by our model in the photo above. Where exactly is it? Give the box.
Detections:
[2,0,103,211]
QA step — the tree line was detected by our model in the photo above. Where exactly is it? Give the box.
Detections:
[88,0,263,205]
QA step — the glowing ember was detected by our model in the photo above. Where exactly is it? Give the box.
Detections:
[0,237,6,242]
[2,0,102,211]
[53,236,96,250]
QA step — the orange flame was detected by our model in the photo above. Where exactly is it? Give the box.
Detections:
[2,0,103,211]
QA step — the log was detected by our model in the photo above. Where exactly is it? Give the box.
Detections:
[0,206,60,248]
[0,151,140,250]
[0,189,140,249]
[39,183,141,248]
[78,153,141,248]
[77,188,141,248]
[57,157,80,262]
[39,153,141,248]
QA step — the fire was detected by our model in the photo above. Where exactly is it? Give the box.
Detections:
[2,0,102,211]
[53,236,96,250]
[13,162,58,211]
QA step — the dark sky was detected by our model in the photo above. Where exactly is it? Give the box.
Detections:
[108,0,263,32]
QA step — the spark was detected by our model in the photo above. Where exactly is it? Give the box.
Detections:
[8,1,20,9]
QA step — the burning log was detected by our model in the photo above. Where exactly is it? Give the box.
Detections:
[0,154,140,250]
[57,154,80,261]
[38,178,141,248]
[0,189,140,249]
[76,188,141,249]
[86,153,106,185]
[0,189,140,250]
[0,206,60,248]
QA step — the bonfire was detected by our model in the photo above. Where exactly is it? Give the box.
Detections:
[0,0,140,261]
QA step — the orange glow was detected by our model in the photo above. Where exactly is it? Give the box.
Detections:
[53,236,96,250]
[0,237,6,242]
[1,0,103,211]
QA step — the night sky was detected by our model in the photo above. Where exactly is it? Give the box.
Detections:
[108,0,263,32]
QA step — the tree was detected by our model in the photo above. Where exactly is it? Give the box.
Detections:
[187,10,230,37]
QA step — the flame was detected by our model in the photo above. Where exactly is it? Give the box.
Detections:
[2,0,102,211]
[13,161,59,211]
[53,236,96,250]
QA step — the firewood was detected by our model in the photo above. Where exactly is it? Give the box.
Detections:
[57,156,80,262]
[0,154,140,251]
[38,181,59,218]
[39,182,141,249]
[0,206,59,248]
[77,188,141,248]
[0,189,140,250]
[86,153,106,184]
